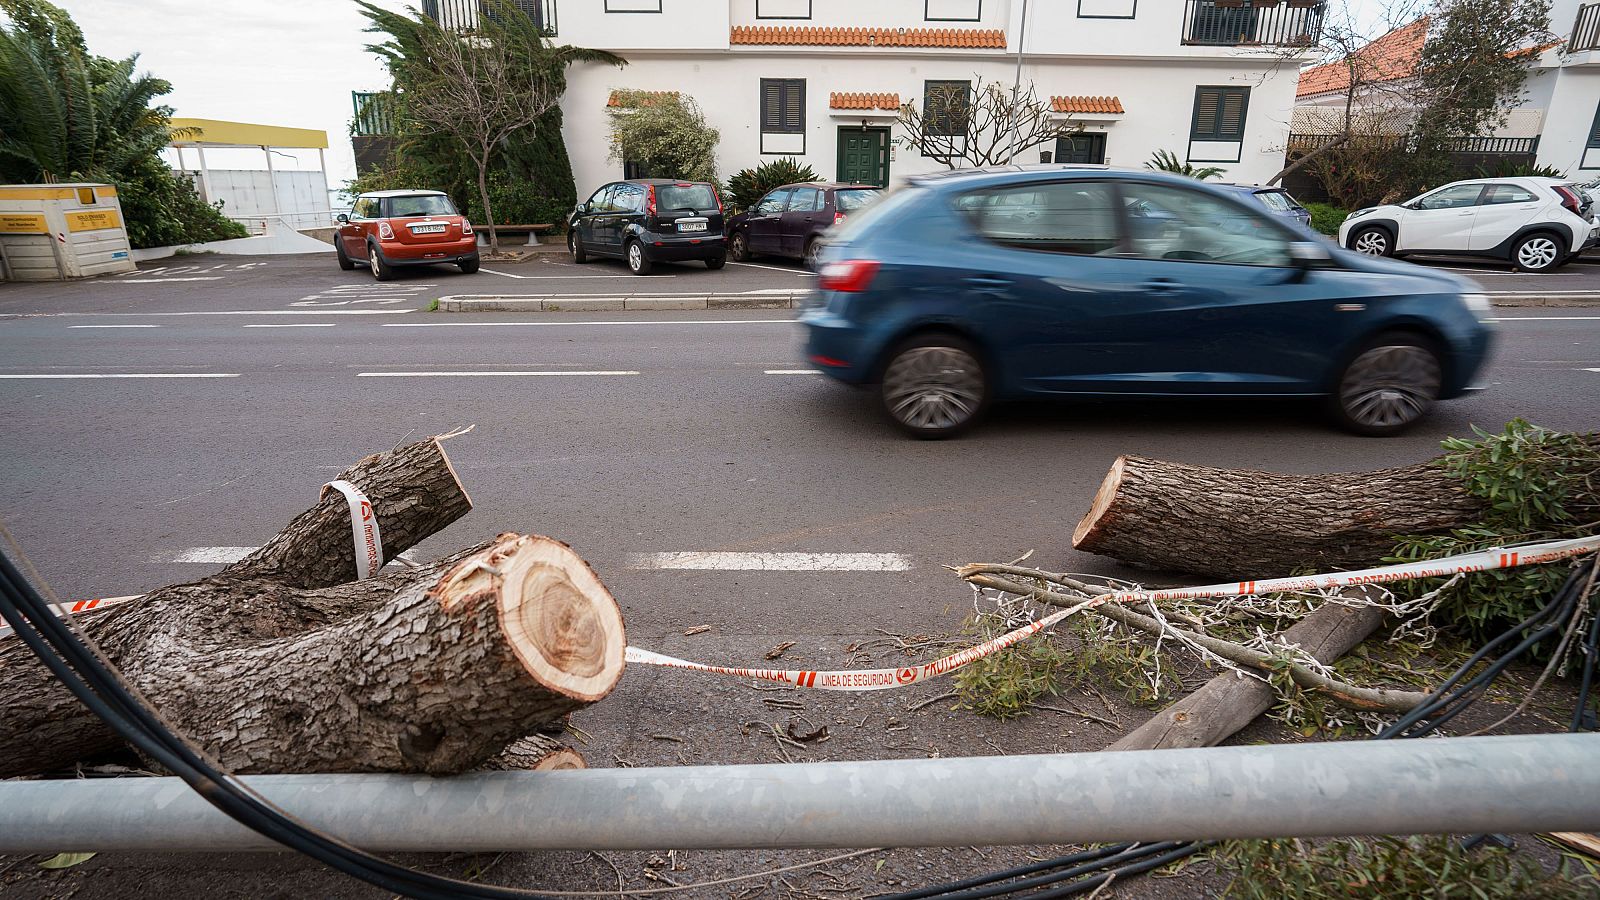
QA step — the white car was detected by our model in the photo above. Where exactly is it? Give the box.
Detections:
[1338,177,1598,273]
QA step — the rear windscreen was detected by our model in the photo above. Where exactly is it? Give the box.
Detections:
[835,189,881,212]
[1254,191,1295,212]
[386,195,456,217]
[656,184,719,211]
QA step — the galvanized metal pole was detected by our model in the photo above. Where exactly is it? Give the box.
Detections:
[1004,0,1030,165]
[0,735,1595,853]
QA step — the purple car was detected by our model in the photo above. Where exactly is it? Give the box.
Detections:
[727,182,882,268]
[1216,184,1313,232]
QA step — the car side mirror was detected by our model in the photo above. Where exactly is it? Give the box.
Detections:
[336,213,349,225]
[1288,241,1332,267]
[577,202,590,214]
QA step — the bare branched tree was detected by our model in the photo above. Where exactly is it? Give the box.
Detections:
[897,76,1078,170]
[400,0,560,254]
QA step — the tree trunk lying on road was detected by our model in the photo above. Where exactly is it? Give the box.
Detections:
[485,734,587,771]
[0,436,625,777]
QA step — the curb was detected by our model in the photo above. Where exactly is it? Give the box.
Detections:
[1487,292,1600,308]
[438,294,804,312]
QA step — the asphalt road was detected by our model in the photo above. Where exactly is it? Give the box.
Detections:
[0,253,1597,897]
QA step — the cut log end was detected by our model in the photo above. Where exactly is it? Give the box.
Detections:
[1072,455,1128,549]
[483,735,587,771]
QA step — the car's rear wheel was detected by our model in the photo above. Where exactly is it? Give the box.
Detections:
[803,237,822,270]
[729,231,751,262]
[458,257,480,274]
[569,230,588,263]
[704,254,726,270]
[879,334,990,439]
[368,243,395,282]
[625,240,652,275]
[1513,233,1562,273]
[1350,226,1392,257]
[1328,333,1442,436]
[336,240,356,271]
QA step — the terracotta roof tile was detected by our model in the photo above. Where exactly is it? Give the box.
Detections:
[606,90,678,107]
[730,25,1005,49]
[1050,95,1124,115]
[829,92,902,110]
[1297,18,1427,98]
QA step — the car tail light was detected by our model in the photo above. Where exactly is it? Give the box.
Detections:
[1554,186,1582,217]
[818,259,880,293]
[713,186,724,214]
[646,184,657,217]
[377,221,395,240]
[834,212,847,226]
[461,220,474,235]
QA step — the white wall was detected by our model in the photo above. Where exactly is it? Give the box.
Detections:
[1536,67,1600,174]
[557,0,731,51]
[178,169,333,231]
[735,0,1009,28]
[560,51,1302,191]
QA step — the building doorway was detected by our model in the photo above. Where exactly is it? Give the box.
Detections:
[837,126,890,187]
[1055,132,1107,164]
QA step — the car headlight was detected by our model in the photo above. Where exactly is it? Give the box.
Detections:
[1461,292,1491,315]
[1345,208,1376,221]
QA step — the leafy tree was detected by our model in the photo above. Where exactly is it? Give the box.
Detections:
[606,90,719,183]
[896,77,1075,169]
[0,0,245,247]
[724,158,819,213]
[1144,150,1224,181]
[356,1,622,252]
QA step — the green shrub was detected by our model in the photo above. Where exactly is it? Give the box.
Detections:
[1303,202,1348,236]
[607,91,719,184]
[724,158,821,213]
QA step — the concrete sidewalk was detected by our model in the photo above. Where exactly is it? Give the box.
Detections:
[439,292,807,311]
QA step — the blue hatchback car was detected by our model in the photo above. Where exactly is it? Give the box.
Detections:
[799,166,1495,438]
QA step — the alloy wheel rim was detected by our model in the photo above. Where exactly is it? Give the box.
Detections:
[369,251,380,277]
[883,346,984,431]
[805,241,820,266]
[569,233,577,257]
[732,234,746,259]
[1339,345,1440,430]
[628,244,642,270]
[1354,231,1386,255]
[1517,237,1558,270]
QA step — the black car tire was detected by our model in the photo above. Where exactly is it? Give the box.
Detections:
[1349,226,1393,257]
[368,243,396,282]
[569,230,588,263]
[336,240,356,271]
[878,333,991,440]
[1512,232,1562,273]
[1327,331,1442,437]
[729,231,751,262]
[705,254,726,270]
[803,237,822,270]
[458,257,480,274]
[625,239,652,275]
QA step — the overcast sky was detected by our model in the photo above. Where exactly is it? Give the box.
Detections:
[61,0,411,188]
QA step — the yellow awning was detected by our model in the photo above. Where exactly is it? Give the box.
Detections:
[169,118,328,149]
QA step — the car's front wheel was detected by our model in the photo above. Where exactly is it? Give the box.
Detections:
[1513,232,1562,273]
[625,240,652,275]
[569,230,588,263]
[879,334,990,439]
[1349,226,1392,257]
[729,231,751,262]
[336,240,356,271]
[1328,333,1442,436]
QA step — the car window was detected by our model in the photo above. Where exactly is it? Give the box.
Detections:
[1254,190,1295,212]
[835,189,880,212]
[831,184,924,243]
[352,198,374,219]
[787,188,821,212]
[754,188,794,216]
[1121,182,1293,267]
[585,185,611,210]
[387,195,455,218]
[1482,184,1538,205]
[961,181,1122,256]
[616,184,646,213]
[656,183,719,211]
[1416,184,1485,210]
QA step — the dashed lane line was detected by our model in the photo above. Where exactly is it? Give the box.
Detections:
[627,552,912,572]
[355,370,641,377]
[765,369,822,374]
[243,323,337,328]
[0,373,239,379]
[381,319,795,327]
[68,324,161,329]
[480,268,675,279]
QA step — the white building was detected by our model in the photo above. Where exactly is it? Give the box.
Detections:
[545,0,1320,193]
[1293,2,1600,176]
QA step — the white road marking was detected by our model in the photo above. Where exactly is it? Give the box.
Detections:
[1487,316,1600,321]
[0,373,239,379]
[68,324,161,329]
[729,261,815,276]
[243,323,336,328]
[628,552,912,572]
[24,310,414,318]
[765,369,821,374]
[1583,368,1600,373]
[115,277,224,283]
[160,547,255,563]
[356,370,640,377]
[383,319,795,327]
[481,267,675,279]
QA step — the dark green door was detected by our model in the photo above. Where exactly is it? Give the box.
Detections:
[1055,133,1107,164]
[837,127,889,187]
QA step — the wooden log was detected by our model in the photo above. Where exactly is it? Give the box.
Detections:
[484,734,587,771]
[1110,598,1386,751]
[1072,454,1486,578]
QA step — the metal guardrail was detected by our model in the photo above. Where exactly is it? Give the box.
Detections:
[1182,0,1326,47]
[422,0,556,35]
[1572,2,1600,52]
[1286,133,1541,154]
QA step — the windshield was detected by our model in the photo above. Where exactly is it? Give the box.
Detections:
[385,195,456,218]
[831,185,923,242]
[656,183,719,211]
[1254,190,1295,212]
[835,189,881,212]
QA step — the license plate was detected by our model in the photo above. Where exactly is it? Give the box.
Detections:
[412,223,447,234]
[677,221,707,233]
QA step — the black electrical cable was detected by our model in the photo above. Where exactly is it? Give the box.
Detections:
[875,842,1138,900]
[1570,594,1599,733]
[876,843,1185,900]
[1025,842,1213,899]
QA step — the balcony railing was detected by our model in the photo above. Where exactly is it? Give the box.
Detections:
[422,0,557,36]
[351,91,395,136]
[1182,0,1326,47]
[1571,2,1600,52]
[1286,133,1541,155]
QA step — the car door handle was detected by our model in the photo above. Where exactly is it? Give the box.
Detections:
[964,275,1013,289]
[1458,211,1475,216]
[1140,278,1182,294]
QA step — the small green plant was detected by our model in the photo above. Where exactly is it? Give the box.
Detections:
[1214,835,1599,899]
[426,298,440,312]
[724,158,822,213]
[953,614,1072,719]
[1303,202,1348,236]
[1145,149,1224,181]
[1472,159,1565,179]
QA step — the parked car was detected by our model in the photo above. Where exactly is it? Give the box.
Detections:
[1215,184,1313,231]
[728,182,881,267]
[335,190,478,280]
[568,179,727,274]
[1338,177,1598,273]
[799,167,1495,439]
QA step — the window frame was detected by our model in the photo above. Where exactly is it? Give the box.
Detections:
[1189,85,1250,143]
[603,0,662,12]
[1116,179,1302,269]
[954,178,1129,258]
[921,79,973,160]
[1076,0,1138,19]
[1482,183,1538,205]
[1414,183,1488,211]
[760,78,806,135]
[924,0,983,22]
[756,0,812,19]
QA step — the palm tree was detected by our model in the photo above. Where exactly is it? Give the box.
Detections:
[1144,149,1225,182]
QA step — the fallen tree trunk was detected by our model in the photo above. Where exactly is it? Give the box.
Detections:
[1110,599,1385,750]
[485,734,587,771]
[0,437,625,778]
[1072,454,1487,578]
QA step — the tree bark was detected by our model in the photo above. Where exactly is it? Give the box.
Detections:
[1110,599,1386,751]
[1072,454,1488,579]
[484,734,587,771]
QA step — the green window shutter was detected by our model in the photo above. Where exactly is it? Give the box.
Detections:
[761,79,804,133]
[1192,88,1221,140]
[1588,101,1600,149]
[1192,86,1249,140]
